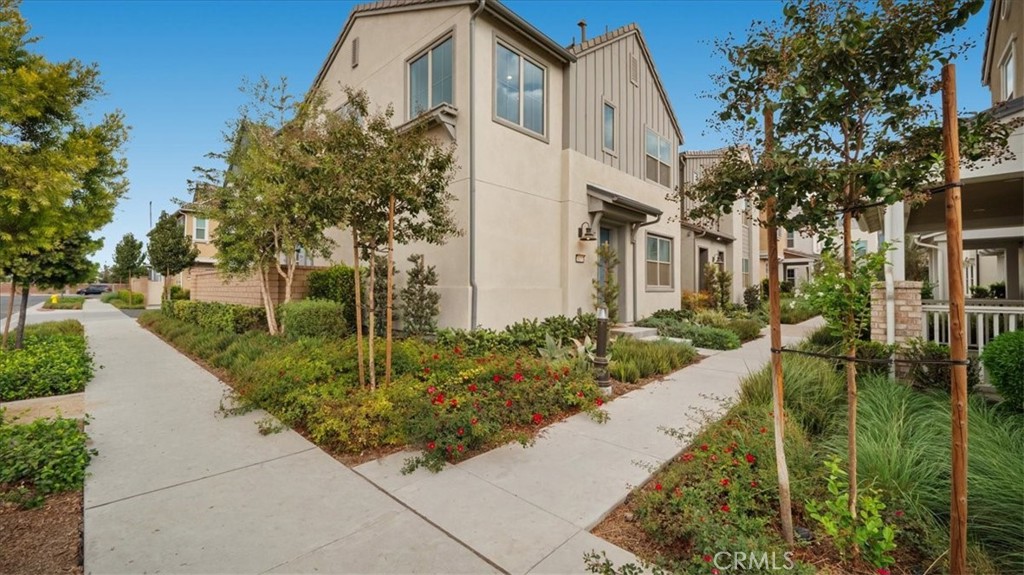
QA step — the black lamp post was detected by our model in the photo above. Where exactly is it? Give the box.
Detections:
[594,305,611,393]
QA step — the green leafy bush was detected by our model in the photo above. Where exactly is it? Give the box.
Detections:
[610,360,641,383]
[399,254,441,336]
[901,338,981,393]
[0,416,94,508]
[855,340,895,378]
[636,316,741,350]
[981,330,1024,410]
[693,309,729,329]
[969,285,990,299]
[169,285,190,300]
[649,308,693,323]
[726,318,763,342]
[743,285,762,312]
[739,354,845,437]
[778,298,818,324]
[279,300,348,340]
[307,263,362,331]
[166,300,266,333]
[611,338,696,380]
[109,290,143,305]
[0,321,94,401]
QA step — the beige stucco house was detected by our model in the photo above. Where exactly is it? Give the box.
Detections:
[310,0,684,329]
[679,148,760,301]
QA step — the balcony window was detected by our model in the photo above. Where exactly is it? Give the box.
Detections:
[496,43,545,136]
[410,37,453,118]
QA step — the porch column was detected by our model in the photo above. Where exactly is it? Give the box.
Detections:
[871,280,924,343]
[1006,244,1021,300]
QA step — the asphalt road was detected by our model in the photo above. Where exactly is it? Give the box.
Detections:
[0,294,49,321]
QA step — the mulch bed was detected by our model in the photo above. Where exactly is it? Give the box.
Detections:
[0,491,83,575]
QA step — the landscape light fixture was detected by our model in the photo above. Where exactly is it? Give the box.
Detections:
[578,221,597,241]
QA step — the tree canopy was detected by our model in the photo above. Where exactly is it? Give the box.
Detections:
[147,211,199,294]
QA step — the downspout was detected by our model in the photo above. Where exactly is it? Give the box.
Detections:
[469,0,485,329]
[630,214,663,322]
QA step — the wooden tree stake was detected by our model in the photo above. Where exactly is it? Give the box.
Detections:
[385,194,395,386]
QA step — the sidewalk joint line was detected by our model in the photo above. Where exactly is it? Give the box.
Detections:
[85,447,316,511]
[523,528,583,574]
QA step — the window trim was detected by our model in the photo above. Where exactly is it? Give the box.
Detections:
[645,232,674,291]
[405,29,456,121]
[602,100,617,155]
[644,127,673,188]
[194,217,208,243]
[492,36,549,142]
[786,230,795,249]
[352,37,359,69]
[1000,38,1016,101]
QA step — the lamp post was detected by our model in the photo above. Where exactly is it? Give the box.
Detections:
[594,305,611,394]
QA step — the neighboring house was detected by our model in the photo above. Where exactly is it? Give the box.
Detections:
[169,188,218,289]
[758,219,880,288]
[679,148,760,301]
[310,1,684,328]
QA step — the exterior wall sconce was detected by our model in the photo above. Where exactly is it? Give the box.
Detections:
[578,221,597,241]
[575,254,586,263]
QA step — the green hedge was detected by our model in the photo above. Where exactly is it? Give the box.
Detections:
[982,330,1024,411]
[726,318,763,342]
[165,300,267,333]
[635,316,741,350]
[279,300,348,340]
[307,264,361,332]
[0,321,93,401]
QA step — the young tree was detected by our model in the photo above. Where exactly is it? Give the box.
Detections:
[198,78,335,334]
[400,254,441,336]
[112,233,147,305]
[592,243,620,322]
[689,0,1017,548]
[147,211,199,300]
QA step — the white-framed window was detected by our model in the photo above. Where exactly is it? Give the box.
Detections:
[603,102,615,152]
[352,37,359,68]
[645,128,672,187]
[742,258,750,274]
[785,267,796,284]
[194,217,207,242]
[646,234,673,289]
[1000,40,1016,101]
[409,36,453,117]
[786,230,795,248]
[496,42,545,135]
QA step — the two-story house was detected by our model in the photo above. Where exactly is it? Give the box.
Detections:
[310,0,683,329]
[679,148,760,300]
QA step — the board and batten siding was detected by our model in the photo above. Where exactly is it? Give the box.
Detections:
[680,153,726,229]
[565,32,678,188]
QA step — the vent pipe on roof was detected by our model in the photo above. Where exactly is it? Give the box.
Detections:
[578,19,587,42]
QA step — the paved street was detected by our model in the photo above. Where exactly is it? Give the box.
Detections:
[0,294,48,321]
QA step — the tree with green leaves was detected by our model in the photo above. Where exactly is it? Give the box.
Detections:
[400,254,441,336]
[197,78,336,335]
[592,242,620,323]
[319,88,459,389]
[147,211,199,300]
[687,0,1017,551]
[112,233,147,305]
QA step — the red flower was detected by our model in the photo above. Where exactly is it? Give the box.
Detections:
[471,417,478,425]
[505,399,513,408]
[457,444,464,452]
[432,393,445,405]
[454,346,462,355]
[720,478,730,487]
[724,446,734,454]
[493,374,503,383]
[427,441,436,450]
[760,427,767,434]
[595,397,604,407]
[457,428,465,436]
[562,366,570,376]
[703,555,712,563]
[720,504,731,513]
[750,480,759,487]
[577,391,585,398]
[450,398,458,407]
[745,453,756,464]
[553,374,560,381]
[877,570,890,575]
[712,569,720,575]
[432,354,440,360]
[654,483,662,491]
[513,372,524,382]
[682,452,694,462]
[895,510,905,518]
[468,384,478,393]
[699,444,709,451]
[427,386,437,394]
[424,367,431,374]
[532,413,543,424]
[710,454,719,462]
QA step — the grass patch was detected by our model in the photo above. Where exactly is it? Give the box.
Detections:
[609,338,697,383]
[41,296,85,310]
[0,321,93,401]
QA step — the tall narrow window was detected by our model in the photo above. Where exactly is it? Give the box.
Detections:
[786,230,795,248]
[495,42,545,136]
[645,129,672,187]
[351,37,359,68]
[409,37,453,118]
[1001,41,1016,100]
[603,103,615,151]
[646,234,673,289]
[194,217,208,241]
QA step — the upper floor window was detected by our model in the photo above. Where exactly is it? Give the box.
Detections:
[786,230,795,248]
[1001,41,1016,101]
[410,37,453,117]
[603,102,615,152]
[496,43,545,135]
[194,217,208,242]
[646,234,673,289]
[645,129,672,187]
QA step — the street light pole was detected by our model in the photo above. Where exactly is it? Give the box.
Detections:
[594,306,611,394]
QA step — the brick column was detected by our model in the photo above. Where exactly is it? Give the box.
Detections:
[871,280,923,343]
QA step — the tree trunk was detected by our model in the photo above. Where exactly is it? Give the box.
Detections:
[764,107,795,545]
[283,258,294,304]
[15,285,30,350]
[367,251,377,391]
[385,194,395,386]
[352,230,366,387]
[163,269,171,302]
[127,274,133,308]
[842,206,858,523]
[2,282,16,349]
[259,267,279,335]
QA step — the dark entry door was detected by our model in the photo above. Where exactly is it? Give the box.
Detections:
[698,248,709,291]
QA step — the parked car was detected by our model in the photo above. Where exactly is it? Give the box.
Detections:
[77,284,111,295]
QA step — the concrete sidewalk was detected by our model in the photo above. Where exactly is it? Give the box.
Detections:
[355,318,824,575]
[62,301,498,574]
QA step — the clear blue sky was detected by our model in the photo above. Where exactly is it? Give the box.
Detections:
[20,0,992,267]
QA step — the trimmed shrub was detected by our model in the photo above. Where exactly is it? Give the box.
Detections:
[726,318,763,342]
[112,290,143,305]
[167,300,266,333]
[307,264,361,332]
[901,338,981,393]
[169,285,190,301]
[743,284,762,312]
[981,330,1024,410]
[279,300,348,340]
[693,309,729,329]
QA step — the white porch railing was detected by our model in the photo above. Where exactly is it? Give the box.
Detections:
[922,300,1024,353]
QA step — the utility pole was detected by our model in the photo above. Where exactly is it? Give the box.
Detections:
[941,63,968,575]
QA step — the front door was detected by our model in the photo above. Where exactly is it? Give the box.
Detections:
[698,248,709,291]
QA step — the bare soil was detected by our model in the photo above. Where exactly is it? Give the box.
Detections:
[0,491,83,575]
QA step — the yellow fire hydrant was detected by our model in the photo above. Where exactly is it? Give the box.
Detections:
[50,294,59,304]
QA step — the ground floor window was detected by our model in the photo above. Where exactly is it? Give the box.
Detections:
[646,234,673,289]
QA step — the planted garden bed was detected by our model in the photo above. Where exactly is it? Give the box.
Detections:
[42,295,85,310]
[0,320,93,402]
